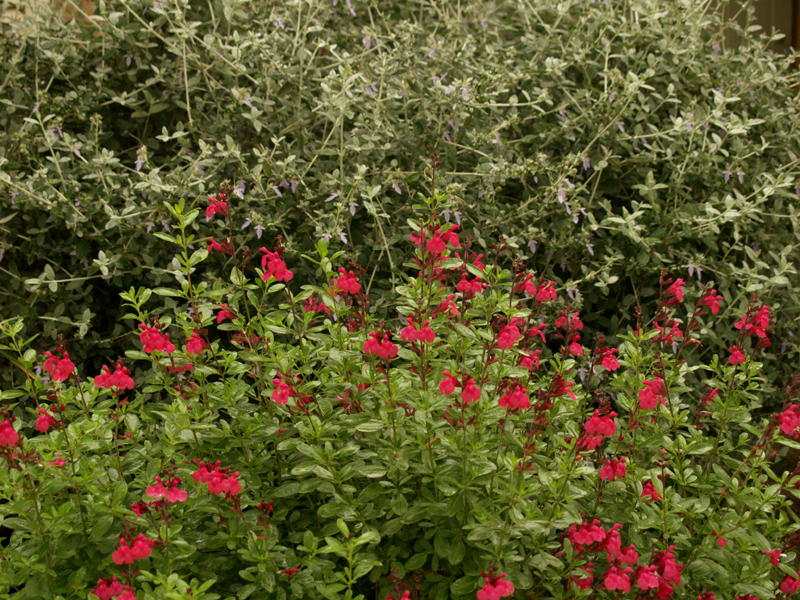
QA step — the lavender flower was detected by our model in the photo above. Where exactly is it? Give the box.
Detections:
[349,201,358,216]
[687,264,702,281]
[272,186,283,197]
[255,225,265,239]
[583,157,591,171]
[722,170,732,183]
[393,182,402,195]
[461,87,469,100]
[558,187,566,203]
[577,367,588,383]
[125,54,133,67]
[274,17,284,29]
[161,220,171,233]
[339,231,348,244]
[617,121,624,132]
[737,170,744,185]
[713,42,721,55]
[586,243,594,256]
[235,180,246,199]
[528,240,537,254]
[135,155,144,172]
[146,222,154,233]
[325,193,339,202]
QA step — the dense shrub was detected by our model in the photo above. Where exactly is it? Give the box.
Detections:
[1,188,799,600]
[0,0,798,406]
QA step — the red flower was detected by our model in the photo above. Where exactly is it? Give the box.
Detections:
[461,377,481,404]
[139,324,175,354]
[535,281,558,303]
[779,405,800,438]
[665,278,685,305]
[764,548,782,566]
[0,419,19,446]
[635,566,659,590]
[571,564,594,591]
[439,370,459,395]
[498,385,530,410]
[599,347,620,371]
[400,317,435,344]
[48,456,66,466]
[520,350,542,371]
[599,458,627,481]
[43,350,75,382]
[272,373,296,405]
[728,345,746,365]
[185,332,207,355]
[260,247,293,282]
[639,377,666,410]
[92,575,135,600]
[496,324,521,350]
[585,410,617,437]
[95,364,135,390]
[146,476,188,503]
[334,268,361,295]
[216,304,235,323]
[735,305,771,339]
[477,571,514,600]
[111,533,155,565]
[363,331,398,360]
[192,460,242,496]
[36,408,56,433]
[456,274,487,297]
[641,480,661,502]
[604,566,633,592]
[780,572,800,594]
[206,194,229,219]
[698,288,723,315]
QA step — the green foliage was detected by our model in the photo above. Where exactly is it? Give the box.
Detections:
[0,1,799,388]
[0,192,799,599]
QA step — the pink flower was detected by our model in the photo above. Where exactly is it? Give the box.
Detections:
[780,573,800,595]
[764,549,782,566]
[146,476,187,503]
[461,377,481,404]
[334,268,361,295]
[476,571,514,600]
[666,278,685,305]
[735,305,771,339]
[600,348,620,371]
[139,324,176,354]
[571,564,594,591]
[496,324,521,350]
[636,566,660,590]
[364,331,398,361]
[112,533,155,565]
[498,385,530,410]
[439,370,459,395]
[192,460,242,496]
[654,546,683,587]
[0,419,19,447]
[604,566,633,592]
[639,378,666,410]
[185,332,207,355]
[92,576,135,600]
[568,338,584,356]
[260,248,293,282]
[728,345,746,365]
[48,456,66,466]
[535,281,557,303]
[517,350,540,371]
[585,410,617,437]
[698,288,723,315]
[36,408,56,433]
[216,305,235,323]
[456,274,486,296]
[95,364,135,390]
[272,373,295,405]
[641,480,661,502]
[779,405,800,438]
[400,317,435,344]
[599,458,627,481]
[43,350,75,382]
[206,194,229,219]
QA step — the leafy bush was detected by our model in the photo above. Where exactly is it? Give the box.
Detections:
[1,187,799,600]
[0,0,799,409]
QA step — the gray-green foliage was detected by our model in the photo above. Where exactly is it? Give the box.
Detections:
[0,0,798,401]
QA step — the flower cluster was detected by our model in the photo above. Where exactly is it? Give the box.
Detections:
[599,457,627,481]
[111,533,155,565]
[734,305,771,339]
[580,409,617,449]
[439,370,481,404]
[400,316,435,344]
[185,331,207,355]
[216,304,235,323]
[641,480,662,502]
[206,192,229,220]
[192,460,242,496]
[92,576,136,600]
[410,224,460,256]
[496,321,521,350]
[95,364,135,390]
[640,377,666,410]
[779,404,800,438]
[498,384,530,410]
[476,571,514,600]
[35,407,57,433]
[139,323,176,354]
[364,331,398,360]
[43,349,75,382]
[780,572,800,594]
[260,247,293,282]
[146,475,188,503]
[0,418,19,446]
[334,268,361,295]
